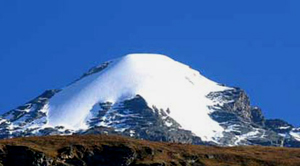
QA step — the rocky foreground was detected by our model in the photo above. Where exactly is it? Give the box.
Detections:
[0,135,300,166]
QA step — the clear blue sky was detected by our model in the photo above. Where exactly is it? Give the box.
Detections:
[0,0,299,126]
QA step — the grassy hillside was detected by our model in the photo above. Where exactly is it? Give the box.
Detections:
[0,134,300,166]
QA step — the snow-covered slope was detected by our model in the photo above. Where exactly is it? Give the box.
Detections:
[47,54,228,141]
[0,53,299,147]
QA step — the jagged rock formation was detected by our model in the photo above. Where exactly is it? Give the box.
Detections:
[82,95,203,144]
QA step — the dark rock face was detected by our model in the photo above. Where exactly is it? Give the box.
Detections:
[0,89,61,139]
[0,144,137,166]
[73,61,112,84]
[1,146,53,166]
[57,144,136,166]
[263,119,300,147]
[265,119,293,133]
[83,95,203,145]
[207,88,286,146]
[207,88,252,122]
[250,107,265,126]
[81,61,112,78]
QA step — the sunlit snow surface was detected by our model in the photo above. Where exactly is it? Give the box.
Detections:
[290,129,300,142]
[47,54,230,141]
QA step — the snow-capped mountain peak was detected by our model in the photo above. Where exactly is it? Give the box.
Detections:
[47,53,228,141]
[1,53,299,147]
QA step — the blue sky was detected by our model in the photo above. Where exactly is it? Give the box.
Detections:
[0,0,299,126]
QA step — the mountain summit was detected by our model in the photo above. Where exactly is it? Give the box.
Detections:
[48,53,228,141]
[1,54,299,147]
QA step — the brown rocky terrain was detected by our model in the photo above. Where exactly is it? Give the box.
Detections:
[0,135,300,166]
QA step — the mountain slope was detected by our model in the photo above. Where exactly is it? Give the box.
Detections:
[1,53,299,147]
[47,54,228,141]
